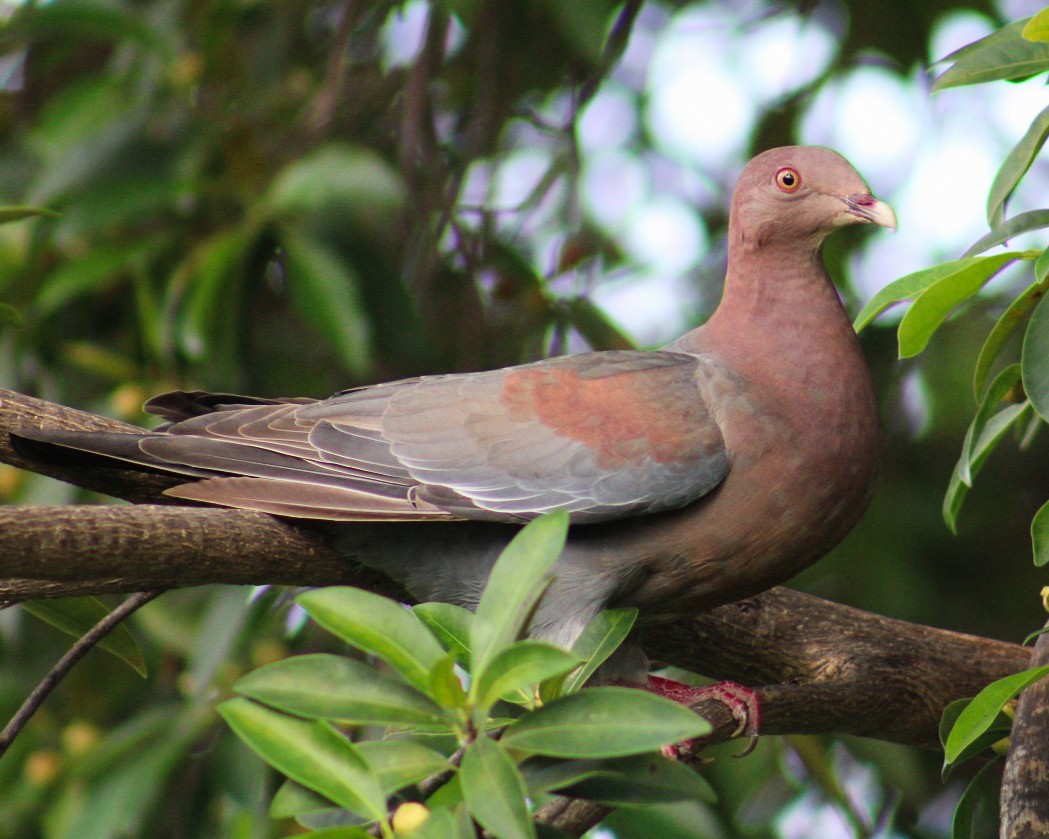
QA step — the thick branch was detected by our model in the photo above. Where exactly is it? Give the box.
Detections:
[1000,617,1049,838]
[0,388,1032,755]
[0,389,182,503]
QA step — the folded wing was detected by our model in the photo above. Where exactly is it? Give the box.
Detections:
[15,351,730,524]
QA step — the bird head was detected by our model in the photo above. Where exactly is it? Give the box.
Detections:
[729,146,896,250]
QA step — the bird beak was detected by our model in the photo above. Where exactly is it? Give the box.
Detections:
[842,193,897,230]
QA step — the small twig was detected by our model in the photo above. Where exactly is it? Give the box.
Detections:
[308,0,359,135]
[535,797,612,838]
[574,0,644,112]
[0,589,163,757]
[417,743,465,799]
[398,3,449,178]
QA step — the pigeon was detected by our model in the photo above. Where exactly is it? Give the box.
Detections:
[13,146,895,694]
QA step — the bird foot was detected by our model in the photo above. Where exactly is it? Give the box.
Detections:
[642,676,762,760]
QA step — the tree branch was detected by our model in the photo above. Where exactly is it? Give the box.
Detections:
[0,387,1032,757]
[1000,616,1049,838]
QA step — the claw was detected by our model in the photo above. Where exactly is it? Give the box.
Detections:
[643,676,762,760]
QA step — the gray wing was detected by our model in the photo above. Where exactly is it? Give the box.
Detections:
[16,351,730,524]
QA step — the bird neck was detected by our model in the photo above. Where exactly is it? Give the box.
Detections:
[672,241,849,357]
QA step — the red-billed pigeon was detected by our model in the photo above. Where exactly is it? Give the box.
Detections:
[13,146,894,706]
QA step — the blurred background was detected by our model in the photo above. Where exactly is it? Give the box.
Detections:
[1,0,1047,836]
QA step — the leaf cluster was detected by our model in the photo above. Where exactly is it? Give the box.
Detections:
[219,514,713,838]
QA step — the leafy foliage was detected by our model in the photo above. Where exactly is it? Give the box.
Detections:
[220,515,712,838]
[863,11,1049,832]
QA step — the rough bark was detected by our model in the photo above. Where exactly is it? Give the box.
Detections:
[999,618,1049,839]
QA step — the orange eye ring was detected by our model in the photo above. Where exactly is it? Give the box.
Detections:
[775,167,801,192]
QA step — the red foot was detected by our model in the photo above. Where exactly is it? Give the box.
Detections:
[632,676,762,759]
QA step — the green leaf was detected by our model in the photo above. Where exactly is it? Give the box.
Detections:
[470,513,569,682]
[988,103,1049,225]
[234,653,451,728]
[356,741,450,795]
[560,296,636,351]
[552,754,716,806]
[1023,8,1049,42]
[960,364,1022,485]
[270,779,339,819]
[14,1,172,56]
[939,699,1013,775]
[472,641,580,710]
[281,231,372,378]
[21,596,147,676]
[0,302,23,328]
[943,401,1032,531]
[297,588,446,693]
[522,754,715,806]
[429,653,469,710]
[974,279,1048,399]
[413,602,474,665]
[57,706,212,838]
[401,805,474,839]
[964,211,1049,257]
[177,227,252,370]
[0,205,60,224]
[561,608,638,695]
[460,736,534,839]
[932,20,1049,91]
[898,254,1022,358]
[944,666,1049,765]
[951,757,1003,839]
[266,144,405,218]
[1022,290,1049,421]
[1031,498,1049,566]
[218,699,387,821]
[502,687,710,758]
[853,259,983,332]
[299,828,375,839]
[35,237,167,317]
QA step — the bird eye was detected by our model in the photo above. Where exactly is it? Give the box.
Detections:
[775,167,801,192]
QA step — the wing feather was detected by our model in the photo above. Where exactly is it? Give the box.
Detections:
[19,350,731,523]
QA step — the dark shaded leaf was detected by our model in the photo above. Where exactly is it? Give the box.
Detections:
[21,596,147,676]
[502,687,710,758]
[943,401,1032,531]
[281,231,372,378]
[0,205,60,224]
[951,758,1002,839]
[973,279,1048,398]
[1031,498,1049,566]
[1022,290,1049,421]
[960,364,1022,485]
